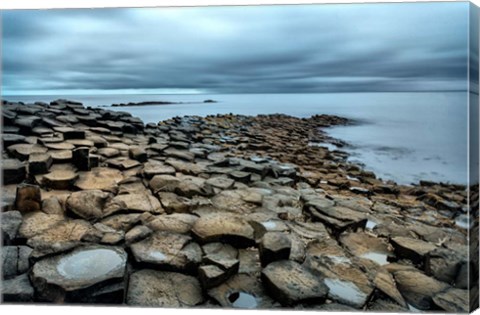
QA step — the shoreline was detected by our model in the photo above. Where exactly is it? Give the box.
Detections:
[0,99,476,311]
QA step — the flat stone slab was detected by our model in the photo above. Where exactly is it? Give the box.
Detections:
[142,160,176,178]
[130,231,202,272]
[1,210,23,243]
[7,143,48,160]
[104,193,164,215]
[42,169,78,190]
[2,159,26,184]
[18,211,65,239]
[390,236,437,264]
[75,167,123,191]
[192,213,256,247]
[106,157,141,170]
[127,269,204,307]
[31,245,127,302]
[66,190,112,220]
[49,150,73,163]
[261,260,329,306]
[44,142,75,150]
[142,213,198,234]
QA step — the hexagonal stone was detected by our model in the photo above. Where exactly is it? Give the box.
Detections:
[129,231,202,272]
[28,153,53,175]
[66,190,112,220]
[53,126,85,139]
[142,160,176,179]
[106,157,141,170]
[15,183,42,213]
[31,245,127,303]
[432,288,469,313]
[192,213,256,247]
[18,211,65,239]
[2,159,26,184]
[127,269,204,307]
[7,143,48,160]
[391,236,437,264]
[206,176,235,190]
[1,211,23,243]
[261,260,329,306]
[42,169,78,190]
[75,167,123,192]
[259,232,292,267]
[128,147,147,162]
[104,193,164,215]
[141,213,198,234]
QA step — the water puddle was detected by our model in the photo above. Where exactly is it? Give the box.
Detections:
[228,292,258,309]
[366,220,378,230]
[360,252,389,265]
[148,251,167,261]
[408,303,422,312]
[57,248,124,279]
[323,278,367,307]
[455,214,474,230]
[261,221,277,230]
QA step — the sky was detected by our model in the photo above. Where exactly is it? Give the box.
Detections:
[1,2,470,95]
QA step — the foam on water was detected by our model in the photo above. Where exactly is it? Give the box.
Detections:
[57,248,124,279]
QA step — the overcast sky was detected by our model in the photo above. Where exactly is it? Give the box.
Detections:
[1,2,470,95]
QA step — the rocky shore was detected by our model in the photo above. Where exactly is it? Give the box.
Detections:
[1,99,478,312]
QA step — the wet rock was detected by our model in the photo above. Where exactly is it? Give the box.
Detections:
[142,160,176,178]
[259,232,292,267]
[208,273,276,308]
[127,269,204,307]
[141,213,198,234]
[31,245,127,302]
[75,167,123,192]
[1,210,23,243]
[340,232,393,265]
[42,168,78,190]
[128,147,148,162]
[2,246,32,278]
[432,288,469,313]
[18,211,65,239]
[2,159,26,184]
[130,231,202,272]
[28,153,53,175]
[66,190,112,220]
[104,193,164,215]
[261,260,329,306]
[15,183,42,213]
[72,147,90,171]
[192,213,256,247]
[390,236,437,265]
[27,219,95,258]
[1,273,35,302]
[393,270,449,310]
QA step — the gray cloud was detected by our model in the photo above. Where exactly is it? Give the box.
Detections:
[1,2,470,94]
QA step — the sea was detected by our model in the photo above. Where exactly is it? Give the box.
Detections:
[4,92,472,186]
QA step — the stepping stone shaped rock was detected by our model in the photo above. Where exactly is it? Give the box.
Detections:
[125,225,153,245]
[2,159,26,184]
[1,210,23,244]
[97,147,120,158]
[15,183,42,213]
[15,115,42,130]
[307,203,367,236]
[390,236,437,265]
[261,260,329,306]
[104,193,164,215]
[373,268,408,308]
[208,273,276,308]
[42,169,78,190]
[72,147,90,171]
[259,232,292,267]
[340,232,394,265]
[393,270,449,310]
[157,192,194,214]
[31,245,127,303]
[164,148,195,162]
[2,246,33,278]
[7,144,48,161]
[28,153,53,175]
[129,231,202,272]
[106,157,141,170]
[192,213,256,247]
[100,213,142,232]
[127,269,204,307]
[66,190,112,220]
[2,134,27,147]
[1,273,35,302]
[128,147,147,162]
[142,160,176,179]
[49,150,73,163]
[141,213,198,234]
[75,167,123,192]
[149,175,180,194]
[432,288,469,313]
[205,176,235,190]
[53,126,85,140]
[198,265,229,289]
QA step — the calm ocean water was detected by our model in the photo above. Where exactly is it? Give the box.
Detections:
[4,92,469,185]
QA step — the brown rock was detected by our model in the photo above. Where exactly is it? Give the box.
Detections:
[259,232,292,267]
[15,183,42,213]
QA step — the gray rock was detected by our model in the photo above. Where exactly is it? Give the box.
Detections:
[1,210,23,243]
[2,246,32,278]
[2,159,26,184]
[259,232,292,267]
[1,273,35,302]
